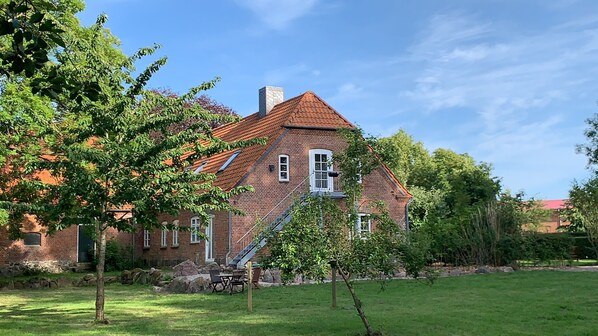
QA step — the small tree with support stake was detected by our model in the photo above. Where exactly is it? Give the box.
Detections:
[262,129,431,336]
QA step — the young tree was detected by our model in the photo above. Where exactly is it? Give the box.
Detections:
[2,13,265,324]
[263,129,430,336]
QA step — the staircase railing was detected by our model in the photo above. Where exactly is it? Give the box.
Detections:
[234,172,313,257]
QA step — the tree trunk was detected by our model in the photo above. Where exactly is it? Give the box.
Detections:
[95,225,107,323]
[337,265,377,336]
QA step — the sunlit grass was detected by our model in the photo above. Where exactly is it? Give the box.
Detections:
[1,271,598,335]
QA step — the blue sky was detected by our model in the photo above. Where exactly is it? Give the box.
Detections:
[78,0,598,200]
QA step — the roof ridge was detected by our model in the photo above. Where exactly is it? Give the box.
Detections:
[284,91,355,129]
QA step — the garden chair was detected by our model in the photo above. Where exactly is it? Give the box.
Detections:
[229,269,245,294]
[247,267,261,289]
[209,269,225,293]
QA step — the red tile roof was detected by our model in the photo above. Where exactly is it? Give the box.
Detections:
[190,91,356,191]
[541,199,568,210]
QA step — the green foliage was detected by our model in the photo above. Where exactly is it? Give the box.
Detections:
[521,233,574,265]
[375,129,500,246]
[261,196,337,282]
[571,233,598,259]
[566,176,598,259]
[92,239,134,272]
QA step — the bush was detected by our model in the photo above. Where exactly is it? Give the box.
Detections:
[497,235,524,265]
[522,233,573,265]
[571,234,598,259]
[92,239,134,272]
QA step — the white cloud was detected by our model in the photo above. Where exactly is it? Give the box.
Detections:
[236,0,318,30]
[396,12,598,197]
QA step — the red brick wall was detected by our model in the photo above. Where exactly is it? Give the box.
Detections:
[138,210,229,267]
[0,215,133,269]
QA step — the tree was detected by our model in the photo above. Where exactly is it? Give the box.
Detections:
[263,129,430,336]
[375,130,502,265]
[375,129,431,187]
[2,13,265,324]
[149,88,238,135]
[566,177,598,258]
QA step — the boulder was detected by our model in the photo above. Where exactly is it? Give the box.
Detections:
[270,269,282,284]
[262,269,274,283]
[83,273,95,281]
[475,266,491,274]
[149,270,163,285]
[164,274,210,294]
[120,270,133,284]
[173,260,199,277]
[498,266,514,273]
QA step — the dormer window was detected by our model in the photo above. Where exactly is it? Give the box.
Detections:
[194,161,208,174]
[218,151,240,172]
[279,155,289,182]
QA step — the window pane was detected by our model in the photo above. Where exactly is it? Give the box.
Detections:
[280,156,287,164]
[23,232,41,246]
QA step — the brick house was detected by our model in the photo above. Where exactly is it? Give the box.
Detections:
[0,172,134,274]
[1,86,412,273]
[140,87,412,268]
[537,199,570,233]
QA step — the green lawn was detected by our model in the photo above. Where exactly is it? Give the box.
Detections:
[1,271,597,335]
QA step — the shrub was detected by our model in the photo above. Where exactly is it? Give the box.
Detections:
[522,233,573,265]
[93,239,134,272]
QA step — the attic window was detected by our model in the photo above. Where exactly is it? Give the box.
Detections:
[194,161,208,174]
[218,151,240,172]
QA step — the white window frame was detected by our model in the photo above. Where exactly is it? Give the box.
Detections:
[205,215,215,262]
[309,149,333,192]
[172,220,179,247]
[356,214,371,239]
[218,151,240,172]
[279,154,290,182]
[143,229,150,248]
[190,217,201,244]
[161,222,168,247]
[194,161,208,174]
[356,161,363,184]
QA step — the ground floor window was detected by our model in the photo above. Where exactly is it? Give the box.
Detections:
[357,214,371,239]
[143,229,150,248]
[161,222,168,247]
[172,220,179,247]
[190,217,200,243]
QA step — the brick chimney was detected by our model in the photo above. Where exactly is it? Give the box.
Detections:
[259,86,284,118]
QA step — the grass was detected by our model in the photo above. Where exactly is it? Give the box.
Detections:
[518,259,598,267]
[1,271,598,335]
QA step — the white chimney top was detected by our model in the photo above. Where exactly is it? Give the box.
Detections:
[259,86,284,117]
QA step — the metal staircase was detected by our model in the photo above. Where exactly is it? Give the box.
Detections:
[229,176,312,269]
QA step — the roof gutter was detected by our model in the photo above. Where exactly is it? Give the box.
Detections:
[282,125,354,131]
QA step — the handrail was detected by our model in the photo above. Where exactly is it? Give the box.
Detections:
[235,172,314,254]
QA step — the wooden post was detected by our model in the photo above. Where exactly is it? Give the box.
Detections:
[330,259,337,308]
[247,261,253,312]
